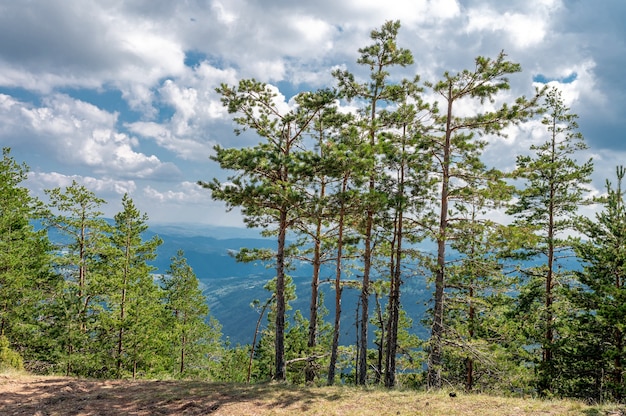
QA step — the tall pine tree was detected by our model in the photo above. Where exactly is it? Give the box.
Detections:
[162,250,222,378]
[200,83,334,381]
[333,20,415,385]
[0,148,56,366]
[424,52,540,389]
[507,87,593,394]
[44,181,110,375]
[103,194,164,379]
[566,166,626,402]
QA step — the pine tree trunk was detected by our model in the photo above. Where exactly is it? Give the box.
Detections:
[374,293,384,385]
[306,199,324,383]
[358,215,372,385]
[429,87,453,390]
[180,333,186,375]
[274,208,288,381]
[466,283,475,391]
[327,176,347,386]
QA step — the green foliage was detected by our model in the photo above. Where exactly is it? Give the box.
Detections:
[162,250,223,378]
[44,181,111,376]
[0,148,57,366]
[424,50,542,389]
[100,194,166,379]
[333,19,421,387]
[3,23,624,405]
[0,335,23,371]
[507,87,593,394]
[201,76,336,381]
[557,166,626,402]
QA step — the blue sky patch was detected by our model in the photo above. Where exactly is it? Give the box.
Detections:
[58,87,143,124]
[533,72,578,84]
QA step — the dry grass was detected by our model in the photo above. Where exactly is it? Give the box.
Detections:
[1,373,624,415]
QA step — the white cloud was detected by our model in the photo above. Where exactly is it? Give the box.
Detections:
[0,94,178,179]
[126,121,214,161]
[466,10,544,48]
[142,181,245,226]
[211,0,238,25]
[465,1,562,49]
[1,0,626,226]
[29,171,136,195]
[144,181,208,204]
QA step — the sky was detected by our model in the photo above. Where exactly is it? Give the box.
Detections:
[1,0,625,228]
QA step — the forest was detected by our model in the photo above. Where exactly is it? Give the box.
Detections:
[1,20,624,404]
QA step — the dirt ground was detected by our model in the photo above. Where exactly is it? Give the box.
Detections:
[0,375,248,415]
[2,374,625,416]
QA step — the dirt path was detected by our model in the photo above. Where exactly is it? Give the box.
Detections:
[0,375,229,415]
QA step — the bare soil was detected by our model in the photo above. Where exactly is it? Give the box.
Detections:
[1,373,625,416]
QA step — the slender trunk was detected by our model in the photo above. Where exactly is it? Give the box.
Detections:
[117,240,130,379]
[385,132,406,388]
[306,182,325,383]
[385,216,402,388]
[274,207,288,381]
[248,296,273,383]
[545,228,554,365]
[328,176,347,386]
[358,212,373,385]
[358,74,382,385]
[614,273,623,400]
[373,292,384,384]
[116,287,127,378]
[466,283,475,391]
[66,343,72,376]
[542,131,557,393]
[355,298,361,383]
[180,332,186,375]
[428,84,453,390]
[79,215,86,298]
[79,217,87,332]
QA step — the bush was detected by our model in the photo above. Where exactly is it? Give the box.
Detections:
[0,336,24,371]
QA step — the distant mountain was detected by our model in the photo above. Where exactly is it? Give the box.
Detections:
[48,221,582,347]
[145,223,432,346]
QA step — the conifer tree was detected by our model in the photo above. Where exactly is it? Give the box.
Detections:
[0,148,56,363]
[287,102,352,383]
[424,52,540,389]
[507,87,593,394]
[377,85,433,387]
[200,83,334,381]
[333,20,415,385]
[104,194,164,378]
[44,181,110,375]
[162,250,222,377]
[567,166,626,401]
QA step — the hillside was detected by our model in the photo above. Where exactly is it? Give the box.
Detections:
[2,373,623,416]
[146,223,432,346]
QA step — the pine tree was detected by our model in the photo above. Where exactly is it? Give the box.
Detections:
[424,51,540,389]
[44,181,110,375]
[200,83,334,381]
[377,84,433,387]
[287,102,352,383]
[162,250,222,378]
[0,148,56,364]
[507,87,593,394]
[567,166,626,402]
[333,20,415,385]
[103,194,164,379]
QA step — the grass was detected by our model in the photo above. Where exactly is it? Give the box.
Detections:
[1,372,625,415]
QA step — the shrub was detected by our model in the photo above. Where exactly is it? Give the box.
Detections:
[0,336,24,371]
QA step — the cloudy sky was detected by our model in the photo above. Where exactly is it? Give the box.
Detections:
[1,0,624,228]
